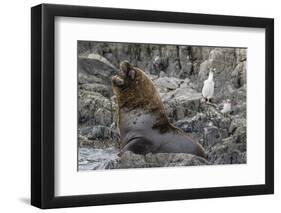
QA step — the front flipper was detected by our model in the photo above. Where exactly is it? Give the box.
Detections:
[119,138,154,156]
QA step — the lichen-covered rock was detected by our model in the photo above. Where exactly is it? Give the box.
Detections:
[161,87,202,121]
[154,76,181,92]
[229,117,246,136]
[203,126,222,148]
[87,125,119,141]
[78,54,117,77]
[175,112,229,141]
[79,125,120,148]
[78,91,113,125]
[198,60,212,82]
[175,113,208,134]
[94,108,113,127]
[190,46,213,63]
[177,48,193,78]
[78,72,104,85]
[207,136,246,164]
[235,48,247,63]
[80,83,111,97]
[104,151,210,169]
[231,61,247,88]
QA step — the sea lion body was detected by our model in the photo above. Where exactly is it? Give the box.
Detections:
[112,61,206,158]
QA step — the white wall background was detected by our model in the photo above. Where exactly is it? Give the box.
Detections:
[0,0,279,212]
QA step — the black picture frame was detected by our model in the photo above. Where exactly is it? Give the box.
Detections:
[31,3,274,209]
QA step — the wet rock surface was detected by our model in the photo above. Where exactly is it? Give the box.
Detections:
[77,42,247,170]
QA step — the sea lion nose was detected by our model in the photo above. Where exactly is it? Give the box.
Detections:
[117,70,126,78]
[112,75,125,86]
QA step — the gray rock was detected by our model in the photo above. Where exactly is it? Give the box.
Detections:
[209,48,236,73]
[80,83,111,97]
[179,61,193,78]
[154,77,181,91]
[159,70,168,77]
[78,91,113,125]
[175,113,208,134]
[79,125,120,148]
[235,48,247,63]
[87,125,120,142]
[150,56,168,75]
[78,58,115,85]
[92,159,119,170]
[112,151,210,169]
[78,72,104,85]
[229,117,246,136]
[177,46,193,78]
[190,46,212,62]
[205,116,246,164]
[203,126,222,148]
[175,112,231,140]
[198,60,212,82]
[84,53,118,73]
[78,52,118,77]
[94,108,112,126]
[208,137,246,164]
[78,135,93,147]
[161,87,202,122]
[231,61,247,88]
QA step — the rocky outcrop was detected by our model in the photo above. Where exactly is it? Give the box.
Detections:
[78,91,115,125]
[78,125,120,149]
[77,41,247,169]
[119,151,210,168]
[99,151,210,170]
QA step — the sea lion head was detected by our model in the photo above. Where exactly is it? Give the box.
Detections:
[119,60,136,80]
[112,60,159,109]
[111,61,138,104]
[112,60,136,89]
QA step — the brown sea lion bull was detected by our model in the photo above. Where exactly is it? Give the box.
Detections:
[112,61,206,158]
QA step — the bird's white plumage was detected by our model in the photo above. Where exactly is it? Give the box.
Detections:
[221,100,231,114]
[202,71,214,100]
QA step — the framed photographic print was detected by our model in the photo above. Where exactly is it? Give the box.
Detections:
[31,3,274,209]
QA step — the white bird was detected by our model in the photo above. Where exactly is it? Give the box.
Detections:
[221,99,232,115]
[202,70,215,102]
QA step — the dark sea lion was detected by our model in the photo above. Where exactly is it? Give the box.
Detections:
[112,61,206,158]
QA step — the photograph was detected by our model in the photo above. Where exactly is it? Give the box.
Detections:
[29,2,274,209]
[77,41,247,171]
